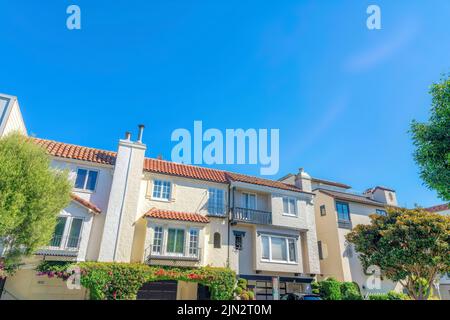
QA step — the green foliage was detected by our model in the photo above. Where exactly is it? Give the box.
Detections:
[310,280,320,294]
[346,207,450,300]
[410,74,450,201]
[0,133,71,274]
[368,291,409,300]
[36,261,236,300]
[237,278,247,289]
[318,278,342,300]
[247,290,254,300]
[234,277,255,300]
[340,282,362,300]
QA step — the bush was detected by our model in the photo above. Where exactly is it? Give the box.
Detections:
[247,290,255,300]
[319,278,342,300]
[237,278,247,289]
[341,282,362,300]
[37,261,236,300]
[368,291,408,300]
[234,286,243,295]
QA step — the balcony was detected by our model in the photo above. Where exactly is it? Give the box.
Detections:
[231,207,272,225]
[35,235,81,257]
[144,246,202,267]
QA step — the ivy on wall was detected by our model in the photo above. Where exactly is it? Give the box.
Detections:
[36,261,236,300]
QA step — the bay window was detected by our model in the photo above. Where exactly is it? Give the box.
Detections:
[151,226,200,258]
[260,235,297,263]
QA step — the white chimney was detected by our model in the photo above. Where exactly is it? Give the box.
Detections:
[98,129,147,262]
[295,168,312,192]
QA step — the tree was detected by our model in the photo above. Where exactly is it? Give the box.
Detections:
[410,74,450,201]
[346,208,450,300]
[0,133,72,275]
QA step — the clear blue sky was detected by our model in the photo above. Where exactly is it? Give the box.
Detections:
[1,1,449,208]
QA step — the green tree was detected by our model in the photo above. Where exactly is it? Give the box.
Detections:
[410,74,450,201]
[0,133,72,275]
[346,208,450,300]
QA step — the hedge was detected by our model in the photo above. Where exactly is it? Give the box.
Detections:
[36,261,236,300]
[312,278,362,300]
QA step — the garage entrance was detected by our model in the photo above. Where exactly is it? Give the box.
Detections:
[136,280,178,300]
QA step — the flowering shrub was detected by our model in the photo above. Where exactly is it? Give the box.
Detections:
[36,261,235,300]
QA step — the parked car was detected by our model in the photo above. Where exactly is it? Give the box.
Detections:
[280,293,322,300]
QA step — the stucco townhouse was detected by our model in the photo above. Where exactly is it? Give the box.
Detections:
[279,173,404,296]
[424,203,450,300]
[0,93,320,300]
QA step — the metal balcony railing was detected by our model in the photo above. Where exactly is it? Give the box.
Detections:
[232,207,272,225]
[144,245,202,264]
[206,205,227,217]
[47,235,81,250]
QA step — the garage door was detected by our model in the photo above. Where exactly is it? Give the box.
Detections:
[137,280,178,300]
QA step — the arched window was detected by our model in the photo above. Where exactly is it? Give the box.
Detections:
[213,232,221,248]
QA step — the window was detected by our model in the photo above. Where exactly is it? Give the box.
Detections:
[50,217,67,247]
[320,205,326,216]
[213,232,221,248]
[188,229,199,257]
[75,168,98,191]
[152,226,163,254]
[376,209,387,216]
[208,188,225,215]
[152,180,171,200]
[235,234,243,251]
[261,236,270,259]
[260,235,297,263]
[282,197,297,216]
[49,216,82,249]
[67,218,83,248]
[336,201,350,221]
[388,192,394,201]
[318,241,323,260]
[166,228,184,254]
[242,193,256,209]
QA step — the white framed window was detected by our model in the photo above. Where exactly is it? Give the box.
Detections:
[188,228,199,257]
[152,180,171,200]
[282,197,297,216]
[74,168,98,191]
[260,234,297,263]
[208,188,225,215]
[49,216,83,250]
[152,226,163,254]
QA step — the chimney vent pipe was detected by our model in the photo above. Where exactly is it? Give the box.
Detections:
[137,124,145,143]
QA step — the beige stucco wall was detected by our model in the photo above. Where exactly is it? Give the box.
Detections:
[2,257,87,300]
[313,192,344,281]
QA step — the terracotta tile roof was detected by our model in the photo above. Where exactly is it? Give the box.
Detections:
[145,208,209,223]
[32,138,116,166]
[32,137,309,194]
[425,203,449,213]
[317,189,387,207]
[143,158,228,183]
[71,194,102,214]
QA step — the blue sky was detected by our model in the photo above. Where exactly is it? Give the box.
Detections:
[1,1,449,207]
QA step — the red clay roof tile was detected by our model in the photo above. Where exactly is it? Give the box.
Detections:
[70,194,101,214]
[145,208,209,223]
[32,137,308,194]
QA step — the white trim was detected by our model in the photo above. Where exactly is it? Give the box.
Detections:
[282,196,298,217]
[151,179,172,201]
